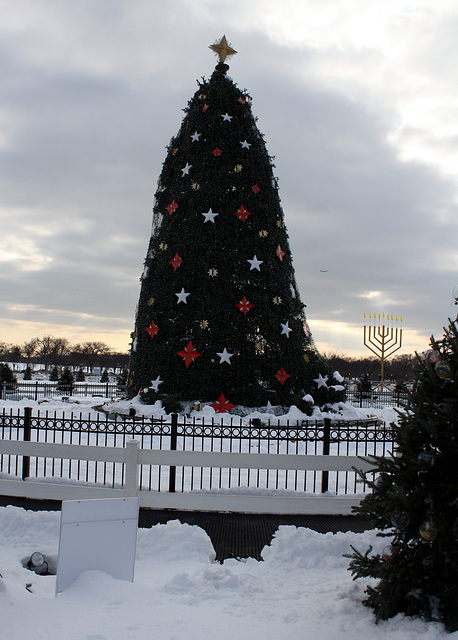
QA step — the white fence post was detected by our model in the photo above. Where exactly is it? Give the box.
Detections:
[125,440,140,498]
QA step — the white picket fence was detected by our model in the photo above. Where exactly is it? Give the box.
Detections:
[0,439,376,515]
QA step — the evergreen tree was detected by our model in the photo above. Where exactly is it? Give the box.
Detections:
[58,366,74,391]
[117,368,128,388]
[100,368,109,383]
[128,38,343,410]
[76,368,86,382]
[49,366,59,382]
[348,317,458,631]
[23,365,33,380]
[356,372,372,397]
[0,363,16,385]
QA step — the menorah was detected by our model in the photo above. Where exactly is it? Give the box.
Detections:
[363,313,403,389]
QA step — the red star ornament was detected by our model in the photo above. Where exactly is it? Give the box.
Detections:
[234,205,252,222]
[177,341,201,368]
[236,296,254,315]
[166,200,178,215]
[202,103,209,112]
[212,147,223,156]
[275,367,290,386]
[238,96,246,104]
[169,253,183,271]
[251,183,261,194]
[211,394,236,414]
[276,245,285,261]
[145,321,160,339]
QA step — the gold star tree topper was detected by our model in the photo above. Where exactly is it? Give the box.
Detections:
[209,35,237,63]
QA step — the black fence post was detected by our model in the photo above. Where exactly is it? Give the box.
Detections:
[321,417,331,493]
[169,413,178,493]
[22,406,32,480]
[0,381,3,400]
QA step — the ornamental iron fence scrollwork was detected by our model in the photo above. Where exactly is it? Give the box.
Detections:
[0,408,394,496]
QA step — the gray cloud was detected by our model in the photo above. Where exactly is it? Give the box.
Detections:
[1,1,457,355]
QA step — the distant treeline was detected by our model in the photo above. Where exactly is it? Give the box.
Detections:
[322,351,417,382]
[0,336,129,372]
[0,336,417,382]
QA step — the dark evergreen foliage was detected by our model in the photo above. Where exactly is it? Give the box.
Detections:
[49,366,59,382]
[58,366,74,390]
[348,317,458,631]
[356,372,372,396]
[117,368,128,388]
[0,363,16,385]
[128,61,342,408]
[23,365,32,380]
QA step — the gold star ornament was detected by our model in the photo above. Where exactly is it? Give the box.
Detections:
[209,35,237,63]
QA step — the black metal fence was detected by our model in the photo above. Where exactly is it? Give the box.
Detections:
[1,380,409,409]
[1,381,126,401]
[0,408,394,495]
[346,388,409,408]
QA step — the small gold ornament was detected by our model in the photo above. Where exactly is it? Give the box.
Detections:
[304,354,310,362]
[191,182,200,191]
[127,377,133,387]
[273,296,282,305]
[256,342,263,352]
[172,147,178,155]
[159,242,168,251]
[198,93,207,100]
[209,35,237,63]
[277,220,283,228]
[234,164,243,173]
[200,320,209,329]
[208,268,218,277]
[193,403,203,412]
[259,230,268,238]
[420,520,438,541]
[434,360,453,379]
[147,297,155,306]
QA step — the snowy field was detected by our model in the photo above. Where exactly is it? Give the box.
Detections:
[0,394,402,427]
[2,398,455,638]
[0,506,454,640]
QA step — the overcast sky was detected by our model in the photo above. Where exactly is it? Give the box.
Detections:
[1,0,458,356]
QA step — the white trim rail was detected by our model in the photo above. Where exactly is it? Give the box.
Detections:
[0,439,376,515]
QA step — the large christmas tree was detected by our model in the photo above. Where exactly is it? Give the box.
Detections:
[348,317,458,631]
[128,37,342,410]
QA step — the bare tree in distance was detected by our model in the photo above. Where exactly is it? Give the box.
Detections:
[35,336,70,371]
[79,341,112,373]
[22,338,39,363]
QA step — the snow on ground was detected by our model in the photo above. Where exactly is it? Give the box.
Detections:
[0,505,454,640]
[0,395,401,426]
[3,398,446,639]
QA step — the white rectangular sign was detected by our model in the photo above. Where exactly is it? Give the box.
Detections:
[56,497,140,594]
